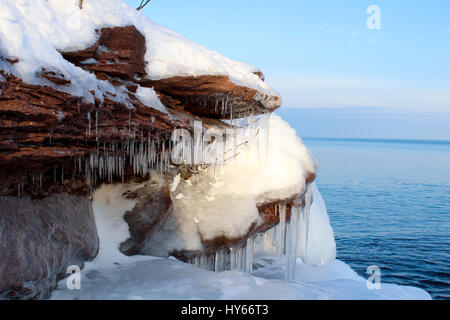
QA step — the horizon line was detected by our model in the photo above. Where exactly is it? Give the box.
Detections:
[301,137,450,145]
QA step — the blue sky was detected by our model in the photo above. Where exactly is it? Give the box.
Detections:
[126,0,450,139]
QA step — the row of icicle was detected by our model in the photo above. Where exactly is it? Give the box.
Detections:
[18,108,270,196]
[189,185,313,281]
[17,135,171,197]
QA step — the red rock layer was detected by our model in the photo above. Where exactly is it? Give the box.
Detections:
[0,24,311,298]
[140,75,281,119]
[0,70,180,196]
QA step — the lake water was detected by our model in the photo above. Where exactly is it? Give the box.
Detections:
[302,137,450,300]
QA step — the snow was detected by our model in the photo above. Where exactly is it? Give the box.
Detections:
[135,86,167,113]
[147,114,317,255]
[49,178,430,300]
[298,184,336,266]
[0,0,280,108]
[51,257,429,300]
[91,182,145,264]
[0,0,115,104]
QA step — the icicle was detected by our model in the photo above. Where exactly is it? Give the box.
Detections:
[208,254,215,271]
[234,247,240,270]
[128,111,131,132]
[224,94,229,115]
[87,111,91,137]
[276,204,286,266]
[230,247,237,270]
[245,235,256,273]
[214,249,224,272]
[286,205,301,280]
[301,186,313,257]
[199,253,207,270]
[95,110,98,138]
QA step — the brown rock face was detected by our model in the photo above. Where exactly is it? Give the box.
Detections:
[60,26,280,120]
[0,193,98,299]
[40,68,71,86]
[61,25,146,81]
[0,70,179,196]
[0,22,298,298]
[0,22,283,201]
[141,75,281,119]
[119,179,173,256]
[0,26,179,299]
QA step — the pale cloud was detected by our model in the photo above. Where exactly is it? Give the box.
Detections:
[349,30,363,37]
[267,74,450,114]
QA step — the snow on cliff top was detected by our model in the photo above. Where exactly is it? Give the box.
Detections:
[0,0,279,105]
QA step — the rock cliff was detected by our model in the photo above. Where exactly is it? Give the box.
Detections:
[0,2,311,299]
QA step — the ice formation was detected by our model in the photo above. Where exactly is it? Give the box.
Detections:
[50,181,429,300]
[147,114,317,274]
[74,110,323,280]
[75,136,171,188]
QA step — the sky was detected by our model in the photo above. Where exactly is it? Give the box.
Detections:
[126,0,450,139]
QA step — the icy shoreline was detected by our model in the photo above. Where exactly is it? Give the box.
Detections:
[51,256,431,300]
[51,183,430,300]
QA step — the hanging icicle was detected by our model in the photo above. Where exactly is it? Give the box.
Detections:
[276,204,287,265]
[185,189,313,281]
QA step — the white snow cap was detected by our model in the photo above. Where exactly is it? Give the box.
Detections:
[0,0,280,106]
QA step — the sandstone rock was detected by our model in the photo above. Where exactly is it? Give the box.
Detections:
[0,71,180,196]
[39,68,71,86]
[61,26,280,120]
[0,23,301,298]
[0,193,98,299]
[141,75,281,119]
[61,26,146,81]
[120,179,173,256]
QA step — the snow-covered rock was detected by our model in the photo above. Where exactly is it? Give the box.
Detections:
[0,0,431,301]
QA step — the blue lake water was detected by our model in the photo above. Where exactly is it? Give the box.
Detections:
[302,137,450,300]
